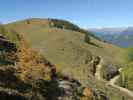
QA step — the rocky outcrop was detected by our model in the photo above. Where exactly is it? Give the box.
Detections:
[101,61,119,81]
[0,36,16,52]
[0,36,17,65]
[0,66,29,100]
[93,89,109,100]
[89,56,101,76]
[0,87,28,100]
[58,79,94,100]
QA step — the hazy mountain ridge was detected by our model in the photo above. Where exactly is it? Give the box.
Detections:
[90,27,133,47]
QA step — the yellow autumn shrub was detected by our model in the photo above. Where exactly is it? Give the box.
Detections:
[16,35,51,82]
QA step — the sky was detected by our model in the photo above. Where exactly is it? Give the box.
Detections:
[1,0,133,28]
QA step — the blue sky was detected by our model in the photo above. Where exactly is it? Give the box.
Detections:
[1,0,133,28]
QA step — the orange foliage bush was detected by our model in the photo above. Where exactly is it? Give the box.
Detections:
[16,35,51,82]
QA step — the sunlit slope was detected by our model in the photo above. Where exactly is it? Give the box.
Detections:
[6,19,124,68]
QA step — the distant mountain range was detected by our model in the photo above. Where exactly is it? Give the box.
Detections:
[89,27,133,48]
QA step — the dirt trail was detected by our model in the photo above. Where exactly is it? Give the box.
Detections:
[95,59,133,98]
[107,68,133,98]
[95,58,104,80]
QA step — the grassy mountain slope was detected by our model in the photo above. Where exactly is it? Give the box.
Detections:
[121,63,133,90]
[5,18,130,100]
[119,47,133,92]
[6,18,124,81]
[6,18,124,64]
